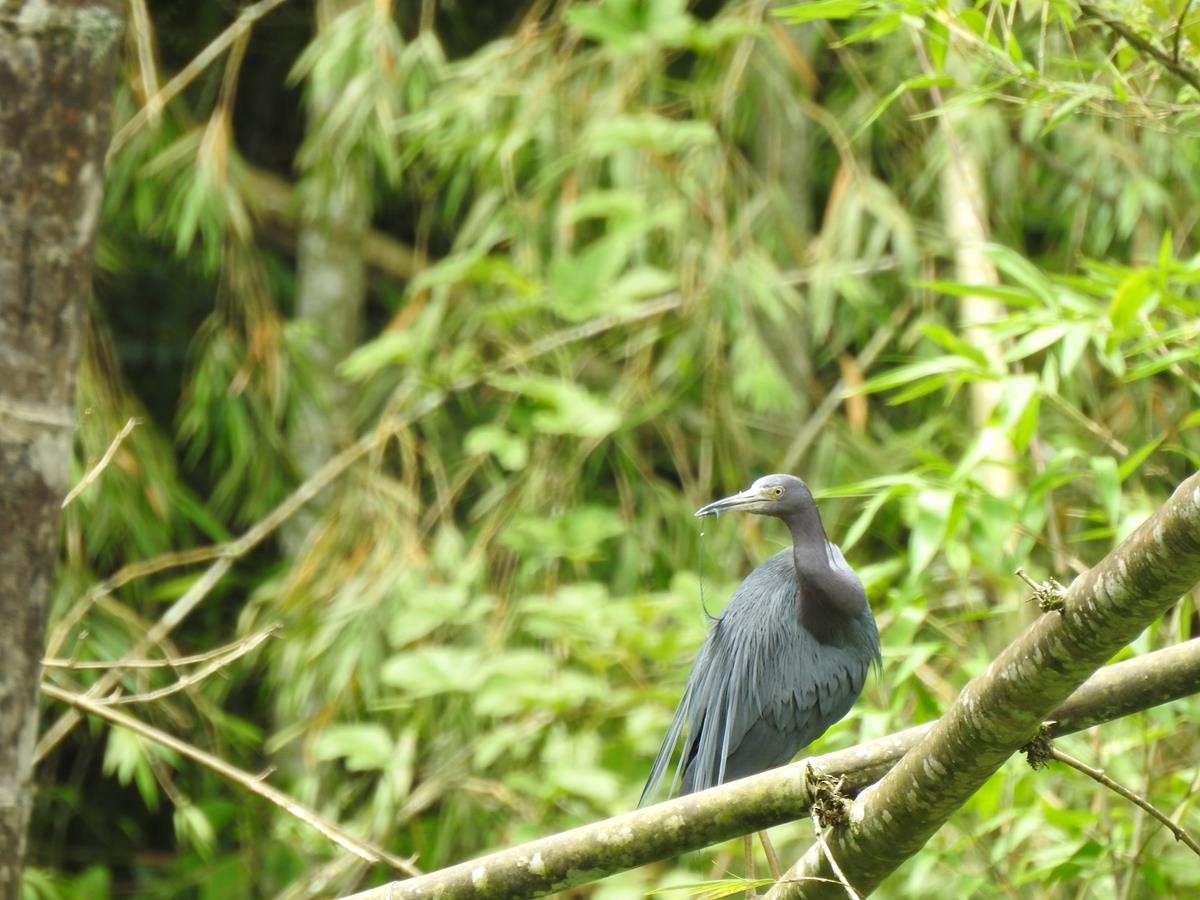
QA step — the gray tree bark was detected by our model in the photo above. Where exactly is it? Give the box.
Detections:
[0,2,123,895]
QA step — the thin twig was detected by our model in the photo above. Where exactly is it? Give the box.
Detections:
[1176,0,1196,64]
[810,807,861,900]
[1079,3,1200,95]
[485,292,682,375]
[127,0,161,115]
[40,682,421,875]
[744,832,758,898]
[1045,392,1129,456]
[717,0,771,122]
[46,544,230,659]
[0,397,77,429]
[760,831,783,881]
[62,417,140,508]
[1049,746,1200,858]
[37,556,236,760]
[44,624,278,669]
[781,257,900,286]
[1015,568,1068,612]
[106,0,294,163]
[92,626,279,706]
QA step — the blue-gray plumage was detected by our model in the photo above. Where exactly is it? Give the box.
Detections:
[641,474,880,805]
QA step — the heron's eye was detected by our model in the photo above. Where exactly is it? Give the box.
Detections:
[770,486,784,498]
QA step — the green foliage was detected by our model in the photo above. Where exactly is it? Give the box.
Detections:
[35,0,1200,898]
[22,866,111,900]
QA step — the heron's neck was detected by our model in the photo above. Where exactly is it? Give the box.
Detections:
[783,507,829,567]
[785,508,866,622]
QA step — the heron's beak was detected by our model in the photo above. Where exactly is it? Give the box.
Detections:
[694,486,770,518]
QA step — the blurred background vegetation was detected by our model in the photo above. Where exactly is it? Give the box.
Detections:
[29,0,1200,897]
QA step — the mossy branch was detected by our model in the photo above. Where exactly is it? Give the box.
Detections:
[345,633,1200,899]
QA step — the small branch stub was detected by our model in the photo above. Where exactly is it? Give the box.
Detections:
[807,767,860,900]
[1016,568,1067,612]
[1020,722,1056,771]
[807,766,851,829]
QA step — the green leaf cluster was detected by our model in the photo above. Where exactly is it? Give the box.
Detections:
[35,0,1200,898]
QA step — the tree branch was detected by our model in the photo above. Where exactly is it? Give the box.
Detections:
[343,635,1200,900]
[85,625,278,706]
[768,471,1200,898]
[60,416,140,508]
[105,0,294,162]
[1047,746,1200,858]
[1079,3,1200,95]
[0,1,124,891]
[39,682,420,876]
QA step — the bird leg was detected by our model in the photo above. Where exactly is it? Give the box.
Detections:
[743,832,757,897]
[759,830,783,881]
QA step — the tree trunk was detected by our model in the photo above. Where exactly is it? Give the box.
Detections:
[0,2,123,895]
[942,105,1015,501]
[282,0,371,554]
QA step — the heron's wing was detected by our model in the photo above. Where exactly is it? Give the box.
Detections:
[722,624,871,783]
[639,677,694,806]
[641,549,877,802]
[641,553,788,800]
[684,605,842,789]
[668,550,878,798]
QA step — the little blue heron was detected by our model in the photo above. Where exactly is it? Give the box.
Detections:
[640,474,880,884]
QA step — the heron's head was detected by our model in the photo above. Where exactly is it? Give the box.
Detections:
[693,474,813,519]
